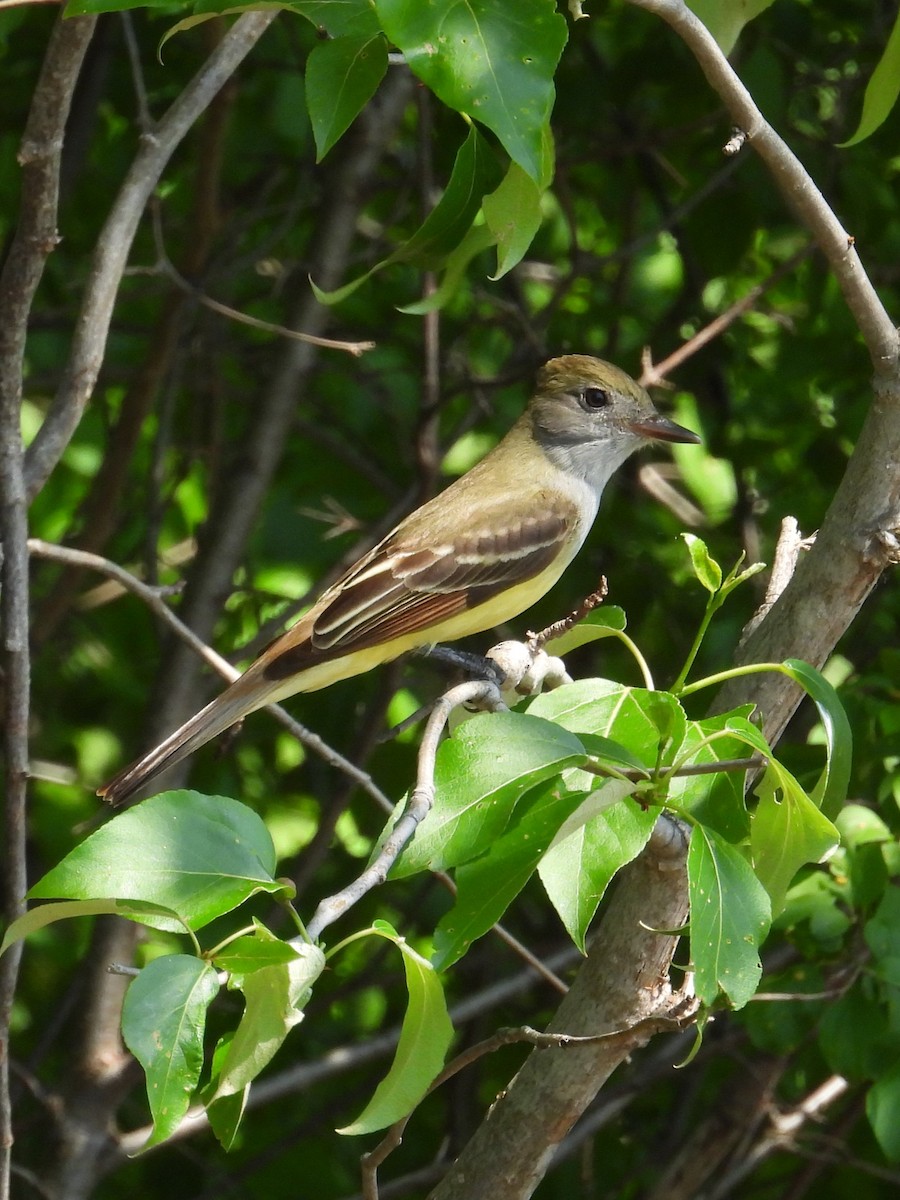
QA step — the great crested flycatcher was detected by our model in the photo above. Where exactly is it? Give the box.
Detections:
[100,355,699,806]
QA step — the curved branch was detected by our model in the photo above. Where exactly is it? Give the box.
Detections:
[625,0,899,375]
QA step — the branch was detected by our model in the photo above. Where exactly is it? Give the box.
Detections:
[23,9,279,502]
[623,0,900,748]
[625,0,898,374]
[0,18,94,1200]
[428,818,693,1200]
[26,539,396,817]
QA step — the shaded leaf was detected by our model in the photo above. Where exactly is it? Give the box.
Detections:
[307,33,388,160]
[539,787,656,951]
[312,125,501,303]
[686,0,775,55]
[431,780,610,970]
[213,943,325,1098]
[483,161,544,278]
[122,955,220,1149]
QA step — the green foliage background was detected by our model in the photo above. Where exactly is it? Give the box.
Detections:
[4,0,900,1195]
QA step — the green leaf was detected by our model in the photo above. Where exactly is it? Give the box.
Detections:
[686,0,775,56]
[840,9,900,147]
[375,0,566,185]
[306,33,388,160]
[213,922,309,974]
[750,763,839,915]
[213,943,325,1098]
[864,887,900,962]
[669,710,757,843]
[540,606,627,658]
[682,533,722,594]
[397,222,495,315]
[538,788,657,951]
[431,779,623,970]
[281,0,381,38]
[688,826,771,1009]
[64,0,192,13]
[28,792,287,932]
[311,125,501,303]
[0,897,185,956]
[339,921,453,1134]
[868,1065,900,1161]
[121,955,220,1149]
[836,803,892,848]
[482,162,544,278]
[527,679,686,769]
[392,710,587,876]
[779,659,853,818]
[156,4,281,57]
[204,1035,248,1151]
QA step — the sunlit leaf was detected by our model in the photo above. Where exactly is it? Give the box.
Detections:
[750,764,839,914]
[28,792,287,931]
[375,0,565,185]
[688,826,771,1008]
[339,921,452,1134]
[840,9,900,147]
[392,710,587,876]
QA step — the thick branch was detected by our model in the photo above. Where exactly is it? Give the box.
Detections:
[429,819,692,1200]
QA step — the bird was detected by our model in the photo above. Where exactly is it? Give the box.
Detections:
[99,355,699,806]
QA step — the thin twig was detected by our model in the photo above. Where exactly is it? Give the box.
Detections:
[641,244,814,387]
[362,1008,698,1197]
[152,252,376,356]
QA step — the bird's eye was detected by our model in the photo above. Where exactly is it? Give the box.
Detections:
[581,386,610,410]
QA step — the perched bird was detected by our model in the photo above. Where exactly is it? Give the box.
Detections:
[99,355,699,806]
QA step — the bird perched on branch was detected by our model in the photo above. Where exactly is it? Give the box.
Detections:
[99,355,699,806]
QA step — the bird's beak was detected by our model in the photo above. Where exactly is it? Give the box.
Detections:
[629,414,701,444]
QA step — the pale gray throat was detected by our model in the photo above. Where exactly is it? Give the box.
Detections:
[541,432,641,499]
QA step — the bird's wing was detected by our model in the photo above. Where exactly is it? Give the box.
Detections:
[260,503,577,681]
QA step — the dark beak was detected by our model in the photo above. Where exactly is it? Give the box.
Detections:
[629,414,701,444]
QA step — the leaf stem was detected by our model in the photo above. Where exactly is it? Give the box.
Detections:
[677,662,786,699]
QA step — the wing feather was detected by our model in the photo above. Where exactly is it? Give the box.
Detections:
[262,507,575,682]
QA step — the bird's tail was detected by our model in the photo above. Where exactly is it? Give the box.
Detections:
[97,678,262,808]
